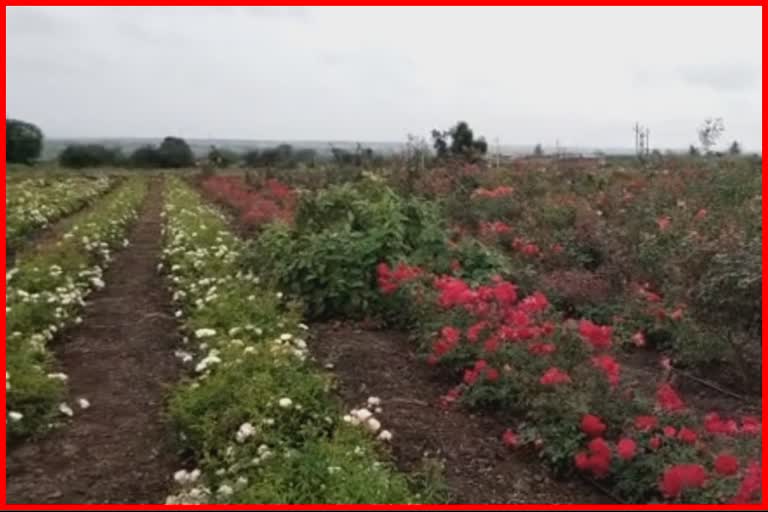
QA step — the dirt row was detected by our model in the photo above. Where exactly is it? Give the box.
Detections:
[6,178,181,504]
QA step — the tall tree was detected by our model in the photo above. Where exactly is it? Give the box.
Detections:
[7,119,43,164]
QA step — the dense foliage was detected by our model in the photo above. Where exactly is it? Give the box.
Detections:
[6,119,44,164]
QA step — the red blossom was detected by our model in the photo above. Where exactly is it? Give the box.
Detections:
[528,342,557,356]
[657,383,685,412]
[677,427,698,445]
[540,367,571,386]
[617,438,637,461]
[714,454,739,477]
[578,319,613,351]
[732,461,761,503]
[485,368,500,382]
[741,416,760,435]
[635,415,659,432]
[649,436,663,451]
[591,354,621,388]
[660,464,708,499]
[663,426,678,438]
[501,429,519,448]
[581,414,607,438]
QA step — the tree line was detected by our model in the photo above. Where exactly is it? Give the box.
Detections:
[6,118,750,170]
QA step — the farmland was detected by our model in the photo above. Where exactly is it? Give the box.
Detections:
[4,156,762,505]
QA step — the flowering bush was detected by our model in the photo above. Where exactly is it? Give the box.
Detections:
[200,176,296,229]
[161,179,425,504]
[6,179,145,439]
[7,176,113,250]
[377,267,762,504]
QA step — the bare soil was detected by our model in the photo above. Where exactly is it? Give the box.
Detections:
[309,322,608,505]
[6,178,181,504]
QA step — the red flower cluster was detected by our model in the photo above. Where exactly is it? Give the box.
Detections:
[472,186,514,199]
[540,367,571,386]
[579,319,613,350]
[617,438,637,461]
[201,176,296,228]
[479,221,512,236]
[377,262,423,295]
[464,359,500,385]
[581,414,607,438]
[660,464,707,498]
[732,461,761,503]
[634,415,658,432]
[656,383,686,412]
[704,412,757,436]
[575,437,612,478]
[714,453,739,476]
[591,354,621,387]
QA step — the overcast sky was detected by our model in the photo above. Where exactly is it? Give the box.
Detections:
[6,6,762,150]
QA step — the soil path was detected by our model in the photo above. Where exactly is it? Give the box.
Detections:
[309,322,607,504]
[6,178,181,504]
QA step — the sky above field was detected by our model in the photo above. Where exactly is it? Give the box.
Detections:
[6,6,763,151]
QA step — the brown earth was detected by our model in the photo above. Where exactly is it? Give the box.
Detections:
[6,178,181,504]
[309,322,609,505]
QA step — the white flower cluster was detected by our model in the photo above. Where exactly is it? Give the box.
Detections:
[6,180,146,429]
[343,397,393,442]
[7,176,112,245]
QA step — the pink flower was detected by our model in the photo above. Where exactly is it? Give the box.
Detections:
[631,331,646,348]
[591,355,621,387]
[657,216,672,231]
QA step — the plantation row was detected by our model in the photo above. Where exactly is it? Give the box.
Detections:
[161,179,425,504]
[202,169,761,505]
[6,179,146,439]
[6,176,114,252]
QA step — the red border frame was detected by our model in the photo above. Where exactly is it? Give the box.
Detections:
[2,3,764,510]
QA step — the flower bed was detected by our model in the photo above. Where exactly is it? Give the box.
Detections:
[199,176,296,229]
[6,178,146,440]
[161,179,423,504]
[377,263,762,504]
[6,176,114,250]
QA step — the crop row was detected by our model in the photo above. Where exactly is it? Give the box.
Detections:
[6,178,147,440]
[161,179,425,504]
[378,263,761,504]
[7,176,114,251]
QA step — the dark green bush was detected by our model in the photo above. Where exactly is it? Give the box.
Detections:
[59,144,124,168]
[7,119,43,164]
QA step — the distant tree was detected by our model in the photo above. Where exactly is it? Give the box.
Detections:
[533,143,544,157]
[129,145,161,168]
[207,145,240,167]
[728,140,742,156]
[59,144,123,169]
[7,119,43,164]
[688,145,700,157]
[243,149,261,167]
[431,121,488,162]
[157,136,194,167]
[294,148,317,166]
[698,118,725,154]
